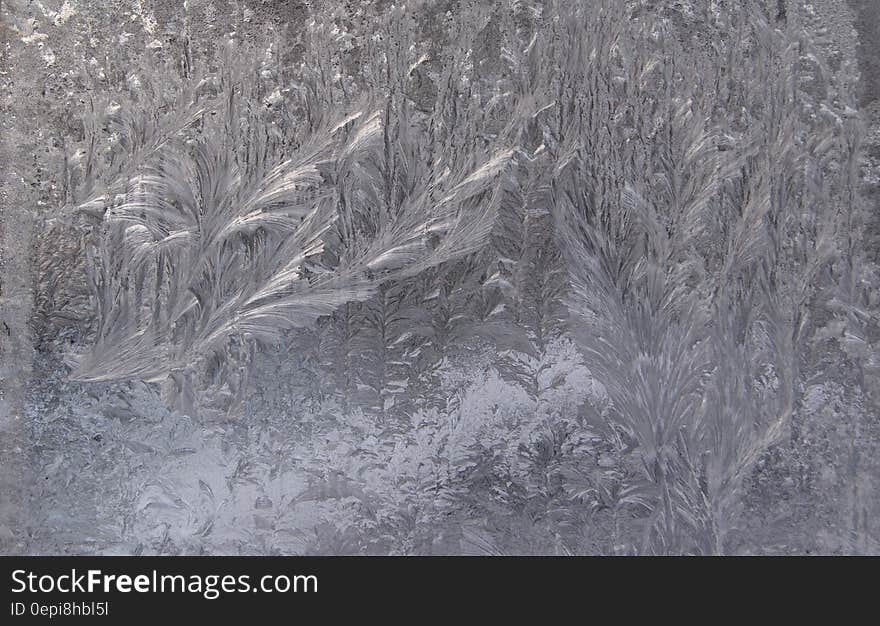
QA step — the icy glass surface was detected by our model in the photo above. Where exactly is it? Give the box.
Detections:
[1,0,878,555]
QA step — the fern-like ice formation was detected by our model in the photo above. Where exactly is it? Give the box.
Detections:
[72,73,515,410]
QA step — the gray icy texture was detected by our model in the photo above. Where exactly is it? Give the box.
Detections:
[1,0,879,555]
